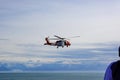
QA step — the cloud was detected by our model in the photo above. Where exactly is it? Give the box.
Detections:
[0,41,119,65]
[0,41,118,71]
[0,43,118,68]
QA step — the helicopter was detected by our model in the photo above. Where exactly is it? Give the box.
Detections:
[44,35,80,48]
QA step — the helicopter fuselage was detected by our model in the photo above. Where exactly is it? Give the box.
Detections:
[44,37,71,48]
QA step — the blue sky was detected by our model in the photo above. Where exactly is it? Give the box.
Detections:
[0,0,120,72]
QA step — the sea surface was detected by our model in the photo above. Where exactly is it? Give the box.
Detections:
[0,72,104,80]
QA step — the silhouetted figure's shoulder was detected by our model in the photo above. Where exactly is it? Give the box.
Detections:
[111,60,120,80]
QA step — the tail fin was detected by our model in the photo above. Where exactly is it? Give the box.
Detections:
[44,37,51,45]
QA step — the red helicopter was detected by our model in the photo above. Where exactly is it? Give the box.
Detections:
[44,35,80,48]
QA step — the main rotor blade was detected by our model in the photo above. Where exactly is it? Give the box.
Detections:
[68,36,80,38]
[54,35,80,40]
[49,38,59,40]
[54,35,62,39]
[54,35,67,40]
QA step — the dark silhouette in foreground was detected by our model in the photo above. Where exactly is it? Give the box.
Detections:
[104,46,120,80]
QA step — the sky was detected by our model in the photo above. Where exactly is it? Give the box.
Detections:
[0,0,120,72]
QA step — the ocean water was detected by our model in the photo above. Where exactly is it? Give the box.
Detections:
[0,72,104,80]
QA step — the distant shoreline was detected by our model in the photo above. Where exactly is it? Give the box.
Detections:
[0,71,105,73]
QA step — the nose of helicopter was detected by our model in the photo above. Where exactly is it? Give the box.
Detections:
[66,41,71,46]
